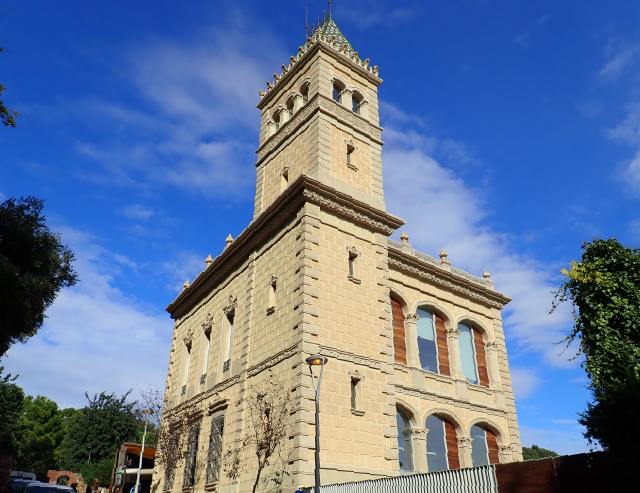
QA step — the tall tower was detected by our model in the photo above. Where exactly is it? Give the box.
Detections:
[156,18,521,493]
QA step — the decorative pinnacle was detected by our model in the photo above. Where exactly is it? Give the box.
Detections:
[439,248,448,259]
[225,234,234,245]
[183,280,190,289]
[400,231,409,244]
[205,254,213,266]
[483,269,491,279]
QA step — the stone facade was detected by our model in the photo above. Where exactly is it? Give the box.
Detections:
[154,19,521,493]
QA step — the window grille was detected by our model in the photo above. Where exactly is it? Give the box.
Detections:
[206,416,225,484]
[182,425,200,488]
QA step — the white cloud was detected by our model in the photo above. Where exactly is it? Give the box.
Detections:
[382,103,576,366]
[121,203,155,220]
[598,41,640,81]
[510,367,543,400]
[608,103,640,196]
[515,32,531,49]
[2,227,172,409]
[161,251,212,293]
[336,1,418,29]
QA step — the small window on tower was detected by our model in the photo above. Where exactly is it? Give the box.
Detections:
[333,83,343,104]
[301,83,309,103]
[287,98,294,119]
[346,143,355,165]
[274,111,281,131]
[352,94,362,114]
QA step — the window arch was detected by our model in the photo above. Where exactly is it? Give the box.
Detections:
[458,322,489,387]
[286,97,294,119]
[470,424,500,466]
[396,408,413,471]
[425,414,460,472]
[332,82,344,104]
[391,296,407,365]
[273,110,282,132]
[416,307,450,376]
[299,80,310,103]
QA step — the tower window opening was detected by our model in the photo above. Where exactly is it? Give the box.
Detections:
[350,378,359,409]
[287,98,294,119]
[348,254,356,277]
[333,83,343,104]
[268,276,277,314]
[347,144,355,165]
[352,94,362,114]
[274,111,281,131]
[301,84,309,103]
[203,330,211,377]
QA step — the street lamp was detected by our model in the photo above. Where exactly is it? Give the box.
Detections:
[134,409,152,493]
[306,355,328,493]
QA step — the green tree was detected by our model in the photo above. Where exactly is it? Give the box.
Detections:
[522,444,559,460]
[57,391,139,473]
[20,396,74,479]
[0,367,25,455]
[0,42,19,128]
[78,458,114,487]
[0,197,78,356]
[553,238,640,488]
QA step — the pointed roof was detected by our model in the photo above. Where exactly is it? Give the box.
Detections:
[320,19,357,57]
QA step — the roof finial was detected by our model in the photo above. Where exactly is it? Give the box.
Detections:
[329,0,332,19]
[400,231,409,244]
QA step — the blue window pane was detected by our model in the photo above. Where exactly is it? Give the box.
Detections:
[396,410,413,471]
[470,425,490,466]
[458,323,479,384]
[417,308,439,373]
[426,414,448,472]
[333,85,342,103]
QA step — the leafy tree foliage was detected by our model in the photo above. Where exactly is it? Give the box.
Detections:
[553,238,640,386]
[20,396,74,479]
[0,367,25,455]
[522,444,559,460]
[57,391,139,472]
[78,458,114,487]
[0,197,78,356]
[0,44,20,128]
[553,238,640,488]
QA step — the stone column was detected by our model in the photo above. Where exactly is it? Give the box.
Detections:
[358,100,369,119]
[341,88,353,110]
[407,427,429,473]
[457,436,473,468]
[446,328,463,379]
[292,94,303,113]
[485,341,503,389]
[404,313,421,368]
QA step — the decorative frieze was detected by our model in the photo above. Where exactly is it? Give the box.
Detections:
[318,345,383,370]
[222,296,237,316]
[395,385,507,418]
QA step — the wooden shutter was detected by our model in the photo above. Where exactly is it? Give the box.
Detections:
[391,298,407,365]
[486,428,500,464]
[444,419,460,470]
[473,328,490,388]
[434,314,451,377]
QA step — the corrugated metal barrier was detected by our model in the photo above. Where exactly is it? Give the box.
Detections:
[304,465,498,493]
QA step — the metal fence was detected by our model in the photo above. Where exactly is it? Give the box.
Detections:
[304,465,498,493]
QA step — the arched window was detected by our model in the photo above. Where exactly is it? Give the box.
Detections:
[274,111,281,131]
[425,414,460,472]
[332,83,343,104]
[470,425,500,466]
[352,93,362,114]
[458,323,489,387]
[396,408,413,471]
[416,308,450,376]
[301,83,309,103]
[286,98,294,119]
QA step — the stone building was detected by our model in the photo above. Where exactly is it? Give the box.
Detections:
[155,18,522,493]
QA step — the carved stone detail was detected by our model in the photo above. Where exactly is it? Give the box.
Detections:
[388,257,505,309]
[269,275,278,286]
[201,313,214,335]
[485,341,497,350]
[303,190,395,235]
[447,328,461,338]
[404,313,420,323]
[346,245,360,258]
[348,369,365,381]
[404,427,428,439]
[223,296,237,316]
[498,444,513,453]
[183,329,194,349]
[457,436,473,448]
[395,385,507,417]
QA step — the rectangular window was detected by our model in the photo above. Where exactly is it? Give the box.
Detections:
[184,346,191,388]
[226,315,234,360]
[182,425,200,488]
[350,379,358,409]
[206,416,225,484]
[348,256,355,276]
[203,332,211,376]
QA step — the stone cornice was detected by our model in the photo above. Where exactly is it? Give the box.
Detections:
[255,93,383,166]
[395,384,507,418]
[166,175,404,319]
[388,245,511,310]
[257,39,381,110]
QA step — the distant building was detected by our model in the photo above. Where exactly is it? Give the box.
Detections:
[155,15,522,493]
[111,443,156,493]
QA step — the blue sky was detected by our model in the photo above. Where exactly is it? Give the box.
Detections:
[2,0,640,455]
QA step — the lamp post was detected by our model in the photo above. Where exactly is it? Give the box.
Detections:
[306,355,328,493]
[134,409,152,493]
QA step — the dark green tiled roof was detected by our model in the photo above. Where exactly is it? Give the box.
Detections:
[320,19,357,56]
